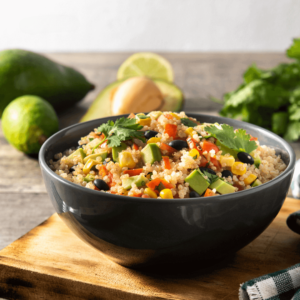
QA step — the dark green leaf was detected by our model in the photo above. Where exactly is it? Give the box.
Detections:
[204,124,257,153]
[199,169,219,185]
[181,118,198,127]
[272,112,289,135]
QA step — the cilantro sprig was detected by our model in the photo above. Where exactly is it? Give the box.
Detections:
[204,124,257,153]
[97,117,145,147]
[199,169,219,185]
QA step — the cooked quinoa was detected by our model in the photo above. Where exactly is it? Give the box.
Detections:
[49,111,287,199]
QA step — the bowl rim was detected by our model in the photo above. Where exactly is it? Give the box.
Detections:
[39,112,296,204]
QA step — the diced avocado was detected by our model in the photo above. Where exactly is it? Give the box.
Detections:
[185,169,210,195]
[67,148,86,163]
[141,143,162,165]
[209,179,236,195]
[216,140,238,158]
[251,179,262,187]
[83,174,95,182]
[122,175,147,190]
[254,156,261,168]
[83,151,108,164]
[112,142,127,162]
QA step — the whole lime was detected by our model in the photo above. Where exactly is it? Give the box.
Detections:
[2,95,59,154]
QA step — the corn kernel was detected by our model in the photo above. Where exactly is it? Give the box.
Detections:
[137,118,151,126]
[83,159,98,174]
[160,189,173,199]
[185,127,194,136]
[220,155,235,167]
[171,113,181,120]
[147,137,161,144]
[244,174,257,185]
[189,149,200,159]
[144,188,157,199]
[231,162,247,175]
[119,151,136,168]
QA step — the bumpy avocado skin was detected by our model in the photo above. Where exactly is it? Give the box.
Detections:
[0,49,94,117]
[2,95,59,154]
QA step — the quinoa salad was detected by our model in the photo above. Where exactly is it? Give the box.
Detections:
[49,111,287,199]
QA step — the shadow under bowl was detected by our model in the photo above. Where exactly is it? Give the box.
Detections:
[39,113,296,269]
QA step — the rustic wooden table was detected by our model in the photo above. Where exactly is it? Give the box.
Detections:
[0,53,299,298]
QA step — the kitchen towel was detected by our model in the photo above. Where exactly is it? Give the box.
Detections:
[239,263,300,300]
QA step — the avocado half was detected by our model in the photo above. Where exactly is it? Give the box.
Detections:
[80,78,184,122]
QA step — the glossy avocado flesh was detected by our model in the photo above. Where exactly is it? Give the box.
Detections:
[67,148,86,163]
[83,151,108,164]
[0,49,94,117]
[122,175,147,190]
[141,143,162,165]
[209,179,236,195]
[185,169,210,196]
[80,78,184,122]
[112,142,127,162]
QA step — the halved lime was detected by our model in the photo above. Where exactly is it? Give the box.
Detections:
[117,53,174,82]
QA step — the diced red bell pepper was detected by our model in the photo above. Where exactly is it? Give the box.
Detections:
[199,155,209,167]
[133,143,139,150]
[209,157,222,171]
[131,192,142,197]
[164,113,173,120]
[160,143,177,154]
[123,168,143,176]
[164,124,177,139]
[250,135,258,141]
[108,172,116,187]
[128,113,135,119]
[187,137,198,150]
[99,165,109,177]
[202,140,219,154]
[142,195,150,198]
[146,178,174,193]
[163,156,171,170]
[204,188,216,197]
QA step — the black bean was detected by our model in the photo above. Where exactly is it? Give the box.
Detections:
[93,179,110,191]
[144,130,159,140]
[69,166,76,173]
[237,152,254,165]
[200,167,216,175]
[168,140,188,150]
[221,170,233,178]
[189,191,201,198]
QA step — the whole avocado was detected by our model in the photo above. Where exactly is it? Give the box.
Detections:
[0,49,94,117]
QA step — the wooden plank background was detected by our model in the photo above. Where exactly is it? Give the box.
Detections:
[0,52,299,251]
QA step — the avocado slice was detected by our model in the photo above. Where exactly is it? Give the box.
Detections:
[215,140,238,158]
[122,175,147,190]
[80,78,184,122]
[141,143,162,165]
[83,151,108,163]
[67,148,86,163]
[251,179,262,187]
[209,179,236,195]
[83,174,95,182]
[185,169,210,195]
[112,142,127,162]
[254,156,261,168]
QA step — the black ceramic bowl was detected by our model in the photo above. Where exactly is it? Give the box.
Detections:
[39,113,295,269]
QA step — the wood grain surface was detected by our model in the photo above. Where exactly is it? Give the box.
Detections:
[0,52,300,251]
[0,197,300,300]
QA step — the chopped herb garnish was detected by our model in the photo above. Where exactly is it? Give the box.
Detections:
[199,169,219,185]
[97,117,146,147]
[181,118,198,127]
[137,115,149,119]
[204,124,257,153]
[157,182,166,192]
[89,138,94,141]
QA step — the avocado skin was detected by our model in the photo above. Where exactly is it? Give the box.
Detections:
[0,49,94,117]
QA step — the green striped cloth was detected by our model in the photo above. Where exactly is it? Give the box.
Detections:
[239,264,300,300]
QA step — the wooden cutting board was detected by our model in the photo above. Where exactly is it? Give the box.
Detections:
[0,197,300,300]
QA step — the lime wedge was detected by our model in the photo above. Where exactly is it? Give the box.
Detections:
[117,52,174,82]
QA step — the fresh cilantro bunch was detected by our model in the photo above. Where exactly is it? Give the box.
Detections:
[216,38,300,141]
[204,124,257,153]
[199,169,219,185]
[181,118,198,127]
[97,117,145,147]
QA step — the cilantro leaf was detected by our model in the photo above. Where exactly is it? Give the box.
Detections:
[97,117,145,147]
[204,124,257,153]
[287,38,300,60]
[181,118,198,127]
[199,169,219,185]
